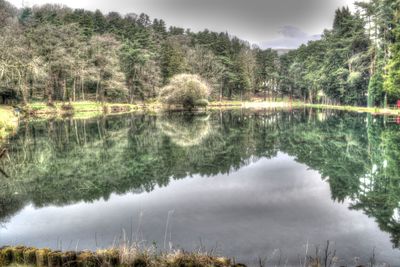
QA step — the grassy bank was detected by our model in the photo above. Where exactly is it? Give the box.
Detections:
[0,106,18,140]
[303,103,400,115]
[25,99,295,115]
[211,99,400,116]
[2,101,399,133]
[26,101,143,117]
[25,100,248,116]
[0,246,243,267]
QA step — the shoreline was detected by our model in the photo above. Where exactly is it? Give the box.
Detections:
[303,103,400,115]
[1,100,399,142]
[19,100,400,117]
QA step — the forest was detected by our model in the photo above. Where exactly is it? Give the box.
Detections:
[0,0,399,107]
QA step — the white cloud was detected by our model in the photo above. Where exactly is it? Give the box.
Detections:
[261,25,321,49]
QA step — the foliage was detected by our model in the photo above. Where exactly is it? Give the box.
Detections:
[384,5,400,102]
[159,74,210,109]
[0,0,399,106]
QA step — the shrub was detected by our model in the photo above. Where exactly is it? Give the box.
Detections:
[159,74,210,110]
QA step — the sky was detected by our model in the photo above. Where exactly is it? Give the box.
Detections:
[8,0,357,49]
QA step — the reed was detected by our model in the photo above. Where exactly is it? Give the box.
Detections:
[0,246,239,267]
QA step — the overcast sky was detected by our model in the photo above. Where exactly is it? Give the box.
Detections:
[9,0,357,49]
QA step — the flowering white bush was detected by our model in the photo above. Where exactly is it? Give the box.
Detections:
[159,74,210,109]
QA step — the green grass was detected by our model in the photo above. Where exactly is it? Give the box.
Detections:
[209,100,243,106]
[303,103,400,115]
[17,100,400,123]
[25,101,141,116]
[27,101,102,113]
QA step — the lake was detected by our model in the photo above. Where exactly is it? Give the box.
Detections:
[1,108,400,266]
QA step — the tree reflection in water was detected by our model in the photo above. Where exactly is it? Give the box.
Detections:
[1,109,400,249]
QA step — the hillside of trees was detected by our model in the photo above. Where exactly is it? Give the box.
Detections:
[0,0,399,106]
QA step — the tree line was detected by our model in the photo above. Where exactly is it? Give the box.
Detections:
[281,1,400,107]
[0,0,399,106]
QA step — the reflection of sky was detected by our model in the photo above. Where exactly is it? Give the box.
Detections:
[1,153,399,266]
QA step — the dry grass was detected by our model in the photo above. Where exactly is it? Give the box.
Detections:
[0,105,18,140]
[0,245,239,267]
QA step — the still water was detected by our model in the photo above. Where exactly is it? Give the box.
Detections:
[1,109,400,266]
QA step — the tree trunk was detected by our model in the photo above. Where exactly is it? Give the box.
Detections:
[47,76,54,105]
[384,93,388,109]
[96,79,100,101]
[220,80,223,102]
[21,85,28,106]
[72,78,76,102]
[62,78,67,101]
[264,86,267,102]
[81,77,85,101]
